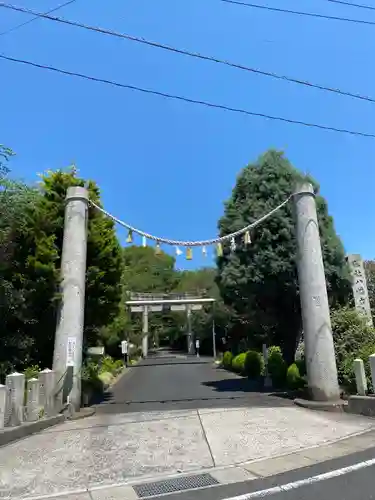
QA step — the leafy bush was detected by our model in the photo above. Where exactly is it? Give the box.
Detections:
[24,365,40,380]
[286,363,305,390]
[98,355,124,376]
[295,357,306,377]
[331,307,375,391]
[98,371,114,387]
[223,351,233,369]
[267,346,287,388]
[81,361,104,397]
[245,350,264,379]
[232,353,247,374]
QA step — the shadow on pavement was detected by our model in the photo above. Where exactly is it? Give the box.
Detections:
[132,360,213,367]
[202,377,269,393]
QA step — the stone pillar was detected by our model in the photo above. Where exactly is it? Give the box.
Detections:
[186,305,194,355]
[142,306,149,358]
[347,254,373,327]
[5,372,25,426]
[0,385,6,430]
[293,182,340,401]
[39,369,56,417]
[53,186,89,411]
[26,378,40,422]
[353,359,367,396]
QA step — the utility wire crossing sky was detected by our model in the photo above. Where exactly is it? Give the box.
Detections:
[1,2,374,104]
[1,1,375,139]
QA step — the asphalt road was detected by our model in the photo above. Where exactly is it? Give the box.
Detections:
[149,446,375,500]
[95,350,293,414]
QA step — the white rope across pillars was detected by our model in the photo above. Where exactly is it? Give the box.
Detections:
[89,195,291,260]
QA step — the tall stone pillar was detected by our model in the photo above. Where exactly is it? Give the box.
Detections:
[53,186,89,411]
[294,182,340,401]
[142,306,149,358]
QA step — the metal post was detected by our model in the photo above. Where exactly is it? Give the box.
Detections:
[293,182,340,402]
[53,186,89,411]
[142,306,149,358]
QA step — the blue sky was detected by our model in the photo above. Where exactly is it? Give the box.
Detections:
[1,0,375,270]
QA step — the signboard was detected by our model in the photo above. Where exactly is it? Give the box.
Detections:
[66,337,77,367]
[121,340,128,354]
[347,254,373,326]
[87,346,105,356]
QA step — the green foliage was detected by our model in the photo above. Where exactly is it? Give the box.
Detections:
[0,165,123,373]
[216,150,351,361]
[267,346,287,388]
[232,353,247,374]
[331,306,375,391]
[24,365,40,380]
[295,357,306,377]
[244,350,264,379]
[223,351,233,369]
[98,355,124,376]
[364,260,375,325]
[286,363,304,390]
[81,360,104,396]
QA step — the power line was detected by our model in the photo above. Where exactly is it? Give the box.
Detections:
[326,0,375,11]
[0,0,77,36]
[218,0,375,26]
[0,3,374,105]
[1,53,374,138]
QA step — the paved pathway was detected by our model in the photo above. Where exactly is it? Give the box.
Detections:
[1,352,375,499]
[95,352,294,414]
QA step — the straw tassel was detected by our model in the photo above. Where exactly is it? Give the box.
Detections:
[244,230,251,245]
[155,241,162,255]
[126,230,133,243]
[216,242,223,257]
[186,247,193,260]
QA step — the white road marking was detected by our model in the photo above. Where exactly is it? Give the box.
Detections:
[223,457,375,499]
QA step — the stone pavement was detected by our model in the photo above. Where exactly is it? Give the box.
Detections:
[1,405,375,499]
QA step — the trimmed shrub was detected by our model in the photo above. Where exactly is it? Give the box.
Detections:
[232,353,247,374]
[244,350,264,379]
[286,363,305,390]
[295,357,306,377]
[223,351,233,369]
[267,346,287,388]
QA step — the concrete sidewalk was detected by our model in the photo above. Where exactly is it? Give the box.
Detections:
[1,404,374,499]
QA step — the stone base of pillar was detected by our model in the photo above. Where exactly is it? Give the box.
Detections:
[294,398,346,413]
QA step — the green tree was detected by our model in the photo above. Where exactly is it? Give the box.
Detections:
[38,169,124,353]
[173,267,232,353]
[217,150,351,362]
[1,166,123,371]
[116,246,179,348]
[0,147,43,377]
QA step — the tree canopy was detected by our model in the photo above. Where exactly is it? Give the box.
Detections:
[216,150,351,361]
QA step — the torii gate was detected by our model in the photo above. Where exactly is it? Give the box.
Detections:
[125,293,215,357]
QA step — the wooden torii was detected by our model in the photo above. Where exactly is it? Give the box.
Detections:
[125,292,215,357]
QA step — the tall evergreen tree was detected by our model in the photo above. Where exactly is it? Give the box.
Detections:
[216,150,351,361]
